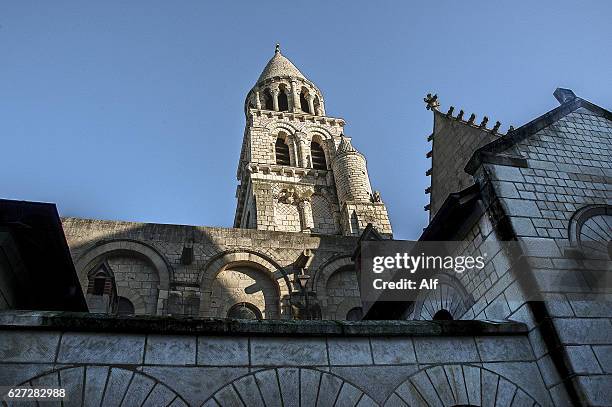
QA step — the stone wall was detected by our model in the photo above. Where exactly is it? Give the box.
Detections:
[483,107,612,406]
[0,311,554,406]
[427,111,499,219]
[61,217,361,320]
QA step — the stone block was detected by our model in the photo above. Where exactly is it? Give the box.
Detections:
[370,337,416,365]
[565,346,602,374]
[327,338,372,366]
[0,331,60,363]
[145,335,196,365]
[142,366,248,406]
[554,318,612,344]
[413,337,479,363]
[197,336,248,366]
[233,375,265,407]
[58,333,145,364]
[475,336,533,361]
[250,337,327,366]
[592,345,612,373]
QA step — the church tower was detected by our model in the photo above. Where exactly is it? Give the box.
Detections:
[234,45,392,237]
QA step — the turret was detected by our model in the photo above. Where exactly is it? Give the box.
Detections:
[332,136,372,203]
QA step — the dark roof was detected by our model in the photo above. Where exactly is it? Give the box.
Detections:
[0,199,88,311]
[465,89,612,174]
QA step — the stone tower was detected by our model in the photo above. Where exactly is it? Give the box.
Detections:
[234,45,392,237]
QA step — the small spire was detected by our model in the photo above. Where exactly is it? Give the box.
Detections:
[275,43,281,54]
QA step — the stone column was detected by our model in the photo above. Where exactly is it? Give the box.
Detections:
[290,81,300,112]
[298,199,314,232]
[295,132,308,167]
[307,94,315,115]
[271,88,280,111]
[255,90,261,109]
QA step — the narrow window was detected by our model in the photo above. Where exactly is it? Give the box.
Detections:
[275,137,290,166]
[311,141,327,170]
[278,89,289,111]
[300,92,310,113]
[92,277,107,295]
[263,88,273,110]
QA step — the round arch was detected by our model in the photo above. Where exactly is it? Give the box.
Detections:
[568,204,611,254]
[74,239,172,315]
[75,239,172,291]
[407,272,475,321]
[11,366,187,406]
[199,250,292,318]
[204,367,377,406]
[384,364,543,406]
[116,285,147,315]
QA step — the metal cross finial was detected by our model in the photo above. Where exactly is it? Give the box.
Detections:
[424,93,440,111]
[275,43,281,54]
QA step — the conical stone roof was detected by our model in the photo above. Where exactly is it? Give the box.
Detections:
[336,136,359,155]
[256,44,307,84]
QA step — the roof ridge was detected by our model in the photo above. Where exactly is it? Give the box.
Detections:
[424,93,507,136]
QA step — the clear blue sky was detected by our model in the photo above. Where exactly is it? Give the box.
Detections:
[1,1,610,239]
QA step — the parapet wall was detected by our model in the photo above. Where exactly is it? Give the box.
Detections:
[0,311,555,406]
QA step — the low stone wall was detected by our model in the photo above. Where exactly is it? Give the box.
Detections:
[0,312,554,406]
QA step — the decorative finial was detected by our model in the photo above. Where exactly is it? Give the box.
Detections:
[446,106,454,117]
[467,113,476,125]
[457,110,464,120]
[492,121,501,133]
[508,125,515,132]
[275,43,281,54]
[424,93,440,111]
[479,116,489,128]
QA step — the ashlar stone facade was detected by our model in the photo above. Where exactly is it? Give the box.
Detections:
[61,45,394,322]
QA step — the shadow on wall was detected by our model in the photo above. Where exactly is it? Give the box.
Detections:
[62,218,360,320]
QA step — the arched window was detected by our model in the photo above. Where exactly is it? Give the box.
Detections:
[433,309,454,321]
[117,296,135,315]
[300,92,310,113]
[311,141,327,170]
[263,88,273,110]
[227,302,262,320]
[570,205,612,260]
[278,88,289,112]
[275,137,291,166]
[346,307,363,321]
[87,264,114,296]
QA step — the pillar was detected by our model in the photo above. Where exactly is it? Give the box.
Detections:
[307,94,315,115]
[271,88,279,111]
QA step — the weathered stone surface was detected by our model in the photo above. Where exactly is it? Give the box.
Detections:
[0,330,60,363]
[327,338,372,365]
[475,336,533,361]
[413,337,479,363]
[369,337,415,366]
[142,366,248,406]
[57,332,145,364]
[198,335,249,366]
[250,337,327,366]
[145,334,196,365]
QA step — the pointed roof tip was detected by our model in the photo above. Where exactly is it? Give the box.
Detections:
[256,44,307,84]
[337,135,359,155]
[553,88,577,105]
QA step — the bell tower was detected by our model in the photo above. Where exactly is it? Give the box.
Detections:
[234,45,392,237]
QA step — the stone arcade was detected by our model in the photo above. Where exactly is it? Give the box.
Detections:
[0,46,610,406]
